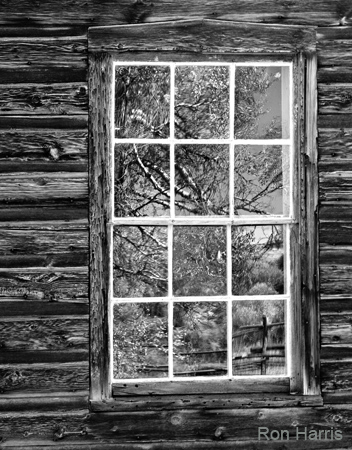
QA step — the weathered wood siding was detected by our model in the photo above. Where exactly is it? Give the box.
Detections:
[0,1,351,448]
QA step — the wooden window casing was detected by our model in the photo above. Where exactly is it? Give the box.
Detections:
[88,20,320,409]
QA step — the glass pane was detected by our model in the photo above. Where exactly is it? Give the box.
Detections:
[232,300,285,375]
[114,144,170,217]
[234,66,290,139]
[113,226,168,298]
[233,145,290,216]
[173,226,227,296]
[175,145,229,216]
[232,226,284,296]
[115,66,170,138]
[113,302,168,379]
[175,66,230,139]
[173,302,227,377]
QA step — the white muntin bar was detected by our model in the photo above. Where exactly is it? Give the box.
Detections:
[227,225,233,378]
[112,217,296,226]
[113,295,290,303]
[168,223,174,379]
[114,138,291,145]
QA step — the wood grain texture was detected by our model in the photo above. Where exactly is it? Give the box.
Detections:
[317,27,352,67]
[1,0,351,27]
[319,84,352,114]
[318,128,352,160]
[318,114,352,129]
[0,350,88,364]
[0,362,89,395]
[0,302,88,316]
[0,130,87,161]
[91,394,323,412]
[318,66,352,83]
[0,393,88,412]
[112,378,289,397]
[322,362,352,392]
[0,115,87,129]
[320,265,352,296]
[319,171,352,201]
[321,345,352,360]
[0,172,87,206]
[321,314,352,345]
[0,37,86,70]
[0,205,88,222]
[301,52,320,395]
[1,406,351,447]
[0,83,88,116]
[320,222,352,245]
[89,52,113,401]
[0,317,88,351]
[320,296,352,313]
[0,225,87,268]
[88,19,316,53]
[0,271,88,303]
[320,203,352,221]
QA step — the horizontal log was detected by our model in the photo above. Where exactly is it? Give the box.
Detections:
[318,128,352,160]
[0,37,86,70]
[322,361,352,392]
[321,314,352,345]
[91,393,323,412]
[0,316,88,351]
[318,67,352,84]
[0,406,351,447]
[320,265,352,296]
[319,171,352,202]
[318,41,352,67]
[0,302,88,316]
[0,393,88,412]
[0,350,88,364]
[0,172,87,205]
[0,227,87,262]
[0,83,88,116]
[320,246,352,265]
[0,161,87,173]
[112,378,289,397]
[0,26,88,38]
[0,0,349,27]
[0,115,87,129]
[0,130,87,161]
[319,160,352,172]
[319,202,352,222]
[320,296,352,314]
[323,392,352,405]
[317,27,352,41]
[320,222,352,245]
[0,361,89,395]
[0,67,87,84]
[0,205,88,222]
[0,270,88,303]
[0,254,87,269]
[321,345,352,360]
[318,84,352,114]
[318,114,352,129]
[89,20,316,53]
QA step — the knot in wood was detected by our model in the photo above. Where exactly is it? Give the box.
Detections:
[170,414,182,426]
[214,426,226,440]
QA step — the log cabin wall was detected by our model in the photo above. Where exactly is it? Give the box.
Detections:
[0,1,351,448]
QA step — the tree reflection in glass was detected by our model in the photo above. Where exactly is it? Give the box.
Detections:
[234,66,290,139]
[173,302,227,377]
[115,65,170,138]
[114,144,170,217]
[175,66,230,139]
[173,226,227,296]
[113,226,168,298]
[175,145,229,216]
[232,300,285,375]
[232,226,284,296]
[113,302,168,379]
[234,145,290,216]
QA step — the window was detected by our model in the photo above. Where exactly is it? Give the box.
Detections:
[89,20,319,405]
